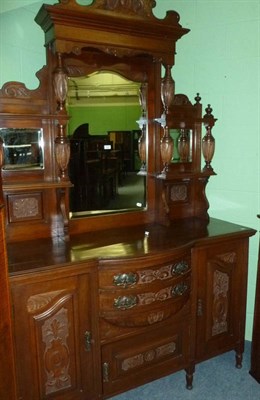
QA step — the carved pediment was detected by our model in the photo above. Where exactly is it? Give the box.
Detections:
[59,0,156,17]
[94,0,156,17]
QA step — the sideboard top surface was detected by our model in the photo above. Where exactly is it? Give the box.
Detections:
[8,218,256,276]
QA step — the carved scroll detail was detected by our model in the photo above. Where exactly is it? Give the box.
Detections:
[27,290,65,313]
[1,82,30,98]
[137,264,174,284]
[216,252,237,264]
[121,341,176,371]
[138,282,189,306]
[137,261,190,284]
[42,308,71,395]
[212,270,229,336]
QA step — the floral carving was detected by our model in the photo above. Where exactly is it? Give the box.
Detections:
[42,308,71,395]
[170,184,188,202]
[212,270,229,336]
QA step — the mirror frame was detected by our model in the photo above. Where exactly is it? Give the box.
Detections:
[34,0,189,235]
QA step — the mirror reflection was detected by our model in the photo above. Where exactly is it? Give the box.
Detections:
[170,128,192,163]
[67,72,146,216]
[0,128,44,170]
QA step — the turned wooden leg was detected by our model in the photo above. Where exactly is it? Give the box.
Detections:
[236,351,243,369]
[185,365,195,389]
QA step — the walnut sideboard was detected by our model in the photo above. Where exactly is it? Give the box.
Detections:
[8,218,255,400]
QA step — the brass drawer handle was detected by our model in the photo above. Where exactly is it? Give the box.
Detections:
[114,295,137,310]
[171,261,189,276]
[113,272,138,287]
[172,282,188,296]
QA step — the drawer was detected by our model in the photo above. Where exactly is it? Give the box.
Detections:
[99,275,191,327]
[101,319,191,397]
[99,252,191,289]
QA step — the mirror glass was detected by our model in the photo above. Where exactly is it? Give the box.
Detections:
[67,72,146,217]
[169,128,192,163]
[0,128,44,170]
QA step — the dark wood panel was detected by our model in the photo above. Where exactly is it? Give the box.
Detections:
[250,232,260,383]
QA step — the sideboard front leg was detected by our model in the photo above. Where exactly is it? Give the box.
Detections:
[185,364,195,390]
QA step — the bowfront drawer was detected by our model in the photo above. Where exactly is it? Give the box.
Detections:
[99,251,191,289]
[98,251,192,330]
[100,274,191,313]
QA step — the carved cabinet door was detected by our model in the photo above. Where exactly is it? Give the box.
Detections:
[10,264,101,400]
[193,238,250,366]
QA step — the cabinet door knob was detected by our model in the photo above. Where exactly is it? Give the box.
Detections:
[84,331,92,352]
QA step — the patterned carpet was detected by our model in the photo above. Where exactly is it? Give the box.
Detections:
[110,341,260,400]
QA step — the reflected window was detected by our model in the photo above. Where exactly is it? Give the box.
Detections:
[0,128,44,170]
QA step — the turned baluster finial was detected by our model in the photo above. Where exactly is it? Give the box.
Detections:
[55,124,70,181]
[159,65,175,177]
[137,83,148,175]
[53,52,68,112]
[202,104,215,172]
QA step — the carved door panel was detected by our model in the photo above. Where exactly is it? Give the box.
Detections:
[194,238,250,365]
[11,268,100,400]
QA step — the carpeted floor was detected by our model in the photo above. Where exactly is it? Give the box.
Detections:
[110,341,260,400]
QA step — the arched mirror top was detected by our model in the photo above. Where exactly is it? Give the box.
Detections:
[62,49,151,83]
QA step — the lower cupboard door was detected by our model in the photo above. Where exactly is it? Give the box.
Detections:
[101,321,192,397]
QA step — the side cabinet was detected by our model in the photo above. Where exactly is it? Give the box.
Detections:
[10,262,101,400]
[193,237,250,366]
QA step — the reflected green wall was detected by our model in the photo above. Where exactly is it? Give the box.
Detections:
[68,105,140,136]
[0,0,259,341]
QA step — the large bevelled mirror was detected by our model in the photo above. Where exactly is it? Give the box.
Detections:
[67,71,147,217]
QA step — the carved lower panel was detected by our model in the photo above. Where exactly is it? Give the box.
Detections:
[212,269,229,336]
[42,307,71,395]
[121,341,176,372]
[7,192,43,222]
[170,184,188,202]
